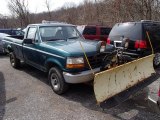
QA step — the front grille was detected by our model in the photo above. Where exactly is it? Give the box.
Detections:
[85,53,107,69]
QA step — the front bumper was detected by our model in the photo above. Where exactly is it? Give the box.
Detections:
[63,68,100,84]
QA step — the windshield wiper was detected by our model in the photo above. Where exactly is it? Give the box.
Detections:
[67,36,79,39]
[46,39,62,41]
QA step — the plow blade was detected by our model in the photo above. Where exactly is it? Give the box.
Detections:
[94,54,156,105]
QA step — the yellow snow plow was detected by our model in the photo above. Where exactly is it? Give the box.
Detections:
[94,54,158,107]
[92,32,160,108]
[80,32,160,108]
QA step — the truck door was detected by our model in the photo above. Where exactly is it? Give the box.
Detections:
[23,27,39,67]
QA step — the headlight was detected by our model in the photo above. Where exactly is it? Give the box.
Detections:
[66,57,84,69]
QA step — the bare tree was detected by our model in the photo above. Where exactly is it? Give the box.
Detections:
[45,0,52,20]
[8,0,30,27]
[4,0,160,28]
[0,15,8,28]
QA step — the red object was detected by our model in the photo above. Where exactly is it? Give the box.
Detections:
[158,88,160,97]
[107,38,111,45]
[135,40,147,49]
[77,25,111,42]
[101,41,106,46]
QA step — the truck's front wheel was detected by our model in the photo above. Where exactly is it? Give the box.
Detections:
[9,52,20,68]
[48,67,68,94]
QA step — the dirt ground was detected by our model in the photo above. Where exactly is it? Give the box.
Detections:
[0,56,160,120]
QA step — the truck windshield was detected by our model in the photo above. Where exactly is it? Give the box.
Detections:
[39,26,82,41]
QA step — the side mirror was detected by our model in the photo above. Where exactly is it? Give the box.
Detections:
[23,39,33,44]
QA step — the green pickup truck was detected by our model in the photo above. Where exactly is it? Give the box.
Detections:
[2,22,115,94]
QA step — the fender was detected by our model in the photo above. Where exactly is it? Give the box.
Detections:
[7,44,13,52]
[45,58,65,71]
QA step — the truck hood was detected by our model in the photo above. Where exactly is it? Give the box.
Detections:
[41,39,100,56]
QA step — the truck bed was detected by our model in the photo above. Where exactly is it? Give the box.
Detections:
[8,35,24,40]
[5,35,23,42]
[3,35,24,54]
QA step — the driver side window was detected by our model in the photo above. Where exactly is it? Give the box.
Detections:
[27,27,37,39]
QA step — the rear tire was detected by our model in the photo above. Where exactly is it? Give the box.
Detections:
[48,67,68,94]
[9,52,20,68]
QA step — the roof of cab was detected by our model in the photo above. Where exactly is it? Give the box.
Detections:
[28,22,75,27]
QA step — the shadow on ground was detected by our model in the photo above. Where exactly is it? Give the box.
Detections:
[0,72,6,120]
[0,54,8,58]
[18,64,160,120]
[63,84,160,119]
[19,63,48,83]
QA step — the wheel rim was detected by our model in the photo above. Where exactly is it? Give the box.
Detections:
[154,53,160,66]
[10,54,15,66]
[50,73,60,91]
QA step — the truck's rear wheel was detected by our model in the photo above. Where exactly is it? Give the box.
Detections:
[48,67,68,94]
[10,52,20,68]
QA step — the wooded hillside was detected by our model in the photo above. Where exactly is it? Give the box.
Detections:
[1,0,160,28]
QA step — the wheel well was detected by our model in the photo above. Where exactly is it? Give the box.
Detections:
[7,47,13,53]
[46,62,60,72]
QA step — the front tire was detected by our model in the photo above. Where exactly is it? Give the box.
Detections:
[9,52,20,68]
[48,67,68,94]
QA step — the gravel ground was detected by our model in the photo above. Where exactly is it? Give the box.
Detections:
[0,55,160,120]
